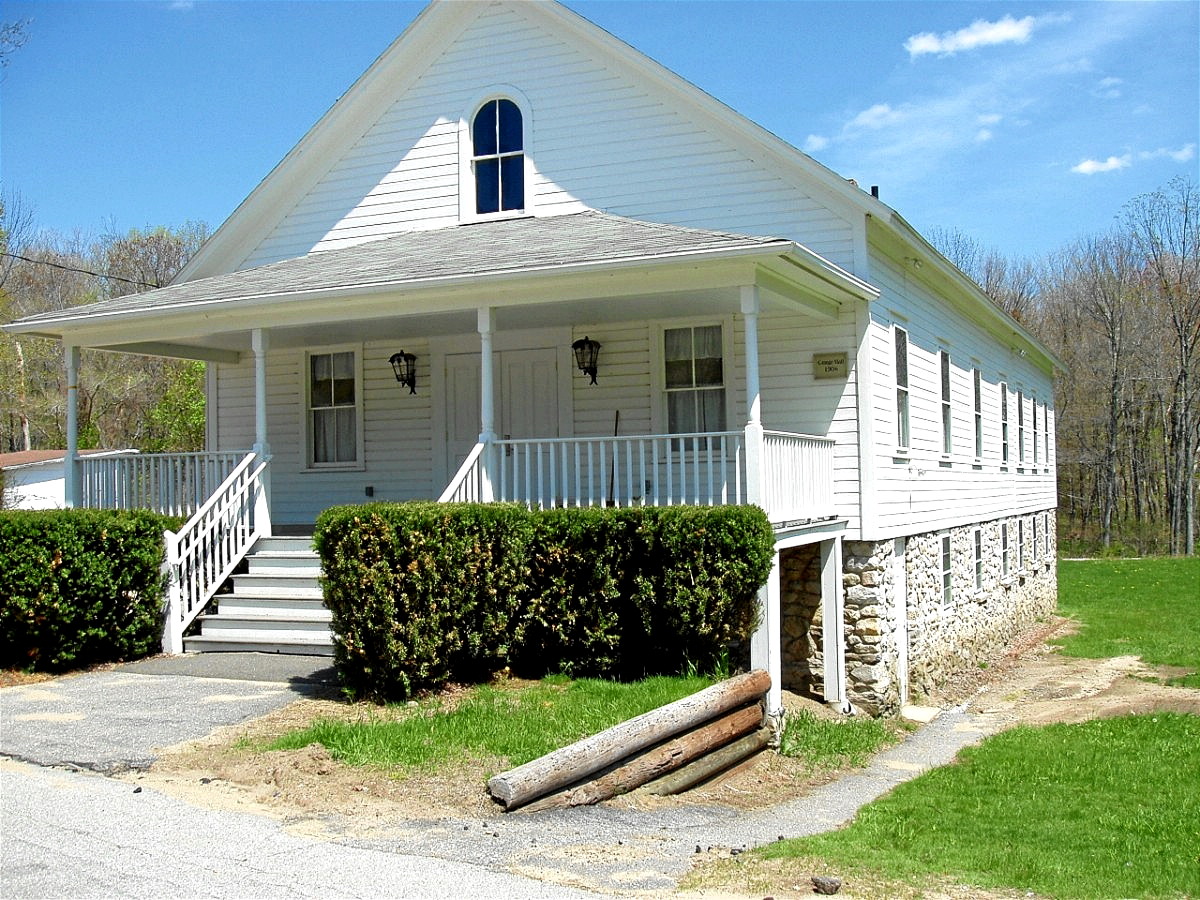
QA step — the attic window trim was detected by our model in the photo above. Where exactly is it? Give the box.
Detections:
[459,86,535,224]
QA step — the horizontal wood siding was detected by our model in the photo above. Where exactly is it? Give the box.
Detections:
[240,4,854,270]
[865,241,1056,539]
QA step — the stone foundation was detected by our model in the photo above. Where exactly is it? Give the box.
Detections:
[780,511,1058,718]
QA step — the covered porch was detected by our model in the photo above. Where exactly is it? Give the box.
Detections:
[8,212,876,713]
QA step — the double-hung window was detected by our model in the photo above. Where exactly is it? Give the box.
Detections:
[308,350,359,467]
[1000,382,1009,467]
[1032,399,1040,465]
[973,368,983,459]
[973,527,983,591]
[471,98,524,215]
[1001,523,1010,577]
[664,325,725,442]
[941,535,953,605]
[895,327,910,451]
[1017,391,1026,467]
[940,350,952,455]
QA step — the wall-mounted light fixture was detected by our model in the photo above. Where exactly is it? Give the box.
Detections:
[571,336,601,385]
[389,351,417,394]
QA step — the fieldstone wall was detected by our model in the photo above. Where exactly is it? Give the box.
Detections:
[777,510,1057,718]
[780,545,823,697]
[904,511,1057,701]
[843,540,901,716]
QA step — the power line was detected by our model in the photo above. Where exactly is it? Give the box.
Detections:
[0,251,160,289]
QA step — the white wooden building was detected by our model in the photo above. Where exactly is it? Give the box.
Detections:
[5,0,1060,715]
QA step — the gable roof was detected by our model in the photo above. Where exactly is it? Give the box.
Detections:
[8,212,872,335]
[179,0,873,283]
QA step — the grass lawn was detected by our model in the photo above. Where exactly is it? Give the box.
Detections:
[749,713,1200,899]
[269,673,714,771]
[1057,557,1200,687]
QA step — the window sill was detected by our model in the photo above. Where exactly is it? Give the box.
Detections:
[303,462,366,474]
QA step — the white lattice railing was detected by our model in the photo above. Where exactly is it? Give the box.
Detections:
[438,430,836,524]
[161,452,269,653]
[762,430,836,523]
[81,451,244,516]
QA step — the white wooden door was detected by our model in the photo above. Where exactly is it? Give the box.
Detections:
[445,352,483,481]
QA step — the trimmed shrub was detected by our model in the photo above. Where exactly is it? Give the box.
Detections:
[0,509,180,671]
[315,503,773,701]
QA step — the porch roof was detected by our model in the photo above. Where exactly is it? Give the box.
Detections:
[6,212,875,347]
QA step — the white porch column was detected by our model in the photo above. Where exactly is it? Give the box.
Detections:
[477,307,497,501]
[251,329,272,536]
[750,547,783,721]
[741,285,765,508]
[64,343,81,508]
[820,537,848,707]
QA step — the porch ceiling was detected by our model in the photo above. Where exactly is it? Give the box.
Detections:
[5,211,877,361]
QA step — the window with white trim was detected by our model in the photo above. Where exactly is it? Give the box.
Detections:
[895,326,910,451]
[1017,391,1026,467]
[1044,511,1051,557]
[1000,382,1010,468]
[973,367,983,459]
[1033,398,1040,465]
[1001,523,1010,577]
[664,325,726,440]
[940,350,952,455]
[471,98,524,215]
[1044,407,1051,468]
[941,535,953,605]
[1018,519,1026,571]
[307,350,360,467]
[1032,516,1040,564]
[973,527,983,591]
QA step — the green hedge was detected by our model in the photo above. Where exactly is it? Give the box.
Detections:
[315,503,774,701]
[0,509,180,671]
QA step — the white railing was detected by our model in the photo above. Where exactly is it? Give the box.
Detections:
[438,442,489,503]
[81,451,244,516]
[161,451,270,653]
[762,430,836,523]
[438,429,836,525]
[495,431,747,510]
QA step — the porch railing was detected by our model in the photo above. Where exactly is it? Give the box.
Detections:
[80,451,244,516]
[438,429,836,523]
[161,451,270,653]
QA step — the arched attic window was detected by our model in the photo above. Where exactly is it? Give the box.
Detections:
[471,98,524,215]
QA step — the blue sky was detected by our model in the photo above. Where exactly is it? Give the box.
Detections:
[2,0,1196,260]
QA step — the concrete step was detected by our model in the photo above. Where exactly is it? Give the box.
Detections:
[252,536,315,554]
[196,615,333,641]
[229,573,324,599]
[216,596,331,618]
[183,634,335,656]
[245,553,324,576]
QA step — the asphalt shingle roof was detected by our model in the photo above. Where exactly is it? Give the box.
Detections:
[13,212,792,328]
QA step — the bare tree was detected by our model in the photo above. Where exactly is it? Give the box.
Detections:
[1124,177,1200,555]
[928,226,1038,320]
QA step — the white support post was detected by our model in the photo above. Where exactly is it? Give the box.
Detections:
[478,307,497,502]
[161,528,184,654]
[741,285,765,508]
[251,329,272,536]
[750,548,783,721]
[64,344,81,508]
[820,537,847,707]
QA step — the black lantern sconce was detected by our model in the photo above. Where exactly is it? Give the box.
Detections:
[389,351,417,394]
[571,336,601,385]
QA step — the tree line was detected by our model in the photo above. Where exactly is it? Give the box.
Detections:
[935,177,1198,556]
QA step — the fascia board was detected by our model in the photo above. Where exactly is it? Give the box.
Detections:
[177,1,478,283]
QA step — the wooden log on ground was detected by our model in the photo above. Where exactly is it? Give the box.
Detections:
[488,668,770,811]
[646,726,771,796]
[520,703,763,813]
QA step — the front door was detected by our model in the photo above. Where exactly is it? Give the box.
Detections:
[443,346,561,484]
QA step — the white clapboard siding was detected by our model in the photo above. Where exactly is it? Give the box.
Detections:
[865,242,1056,537]
[238,3,855,271]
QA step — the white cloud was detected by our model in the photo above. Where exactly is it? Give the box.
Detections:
[975,129,994,143]
[803,134,830,153]
[1071,154,1132,175]
[977,114,1003,126]
[168,1,195,9]
[1093,76,1123,100]
[848,103,906,130]
[1137,144,1196,162]
[905,15,1059,58]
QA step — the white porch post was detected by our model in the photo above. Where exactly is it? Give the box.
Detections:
[64,344,81,508]
[750,549,783,720]
[477,307,497,502]
[251,329,272,536]
[741,285,765,508]
[821,537,847,707]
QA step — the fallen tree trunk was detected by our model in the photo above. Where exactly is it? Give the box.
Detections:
[520,703,763,813]
[488,668,770,811]
[646,727,771,795]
